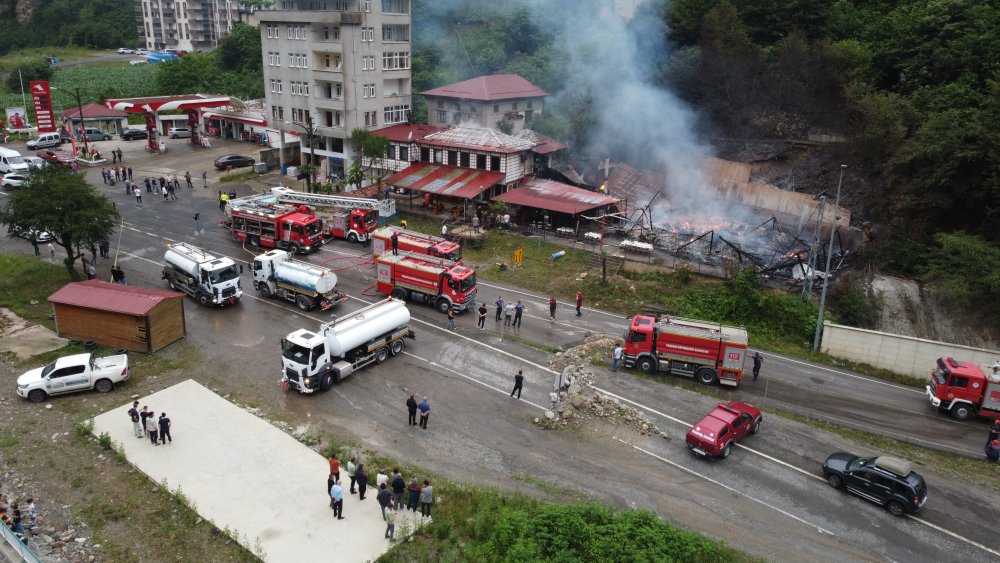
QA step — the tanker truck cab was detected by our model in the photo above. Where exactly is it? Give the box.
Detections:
[162,243,242,307]
[443,265,477,312]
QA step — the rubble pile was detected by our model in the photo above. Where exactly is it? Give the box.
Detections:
[538,336,661,436]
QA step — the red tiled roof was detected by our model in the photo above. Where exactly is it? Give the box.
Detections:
[386,163,504,199]
[515,129,566,154]
[421,74,548,102]
[62,103,128,119]
[372,123,446,143]
[495,178,619,215]
[48,280,183,316]
[421,127,535,154]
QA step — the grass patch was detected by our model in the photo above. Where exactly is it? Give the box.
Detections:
[219,170,257,183]
[0,47,100,73]
[0,254,72,325]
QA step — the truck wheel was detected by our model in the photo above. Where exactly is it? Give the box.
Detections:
[296,295,313,311]
[749,417,762,435]
[347,232,359,243]
[637,357,656,374]
[375,346,389,364]
[720,441,733,459]
[28,389,46,403]
[886,501,905,517]
[288,243,301,254]
[391,287,408,300]
[198,294,210,306]
[168,279,178,291]
[826,474,843,489]
[94,379,114,393]
[250,236,260,247]
[390,339,404,356]
[435,299,452,314]
[257,285,271,298]
[697,367,718,386]
[950,404,974,420]
[320,373,334,391]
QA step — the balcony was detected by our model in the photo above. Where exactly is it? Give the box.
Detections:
[314,97,345,112]
[258,10,360,24]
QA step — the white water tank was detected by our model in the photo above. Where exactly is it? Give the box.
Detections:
[275,260,337,295]
[324,299,409,357]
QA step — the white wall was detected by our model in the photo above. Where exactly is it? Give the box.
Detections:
[821,322,1000,379]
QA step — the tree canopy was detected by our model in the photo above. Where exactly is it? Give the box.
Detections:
[0,0,138,55]
[155,23,264,100]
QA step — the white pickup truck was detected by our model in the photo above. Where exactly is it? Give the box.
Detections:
[16,353,130,403]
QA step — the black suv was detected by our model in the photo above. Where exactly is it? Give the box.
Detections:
[121,128,148,141]
[822,452,927,516]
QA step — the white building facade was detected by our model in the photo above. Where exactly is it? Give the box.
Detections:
[137,0,239,51]
[259,0,412,177]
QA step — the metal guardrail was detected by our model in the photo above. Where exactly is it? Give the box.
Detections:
[0,523,42,563]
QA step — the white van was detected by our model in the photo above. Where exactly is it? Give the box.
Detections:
[167,126,191,139]
[26,132,62,150]
[0,147,30,174]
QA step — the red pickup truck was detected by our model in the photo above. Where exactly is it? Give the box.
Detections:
[685,401,762,459]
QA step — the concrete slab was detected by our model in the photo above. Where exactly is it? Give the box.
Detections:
[90,379,425,562]
[0,308,68,358]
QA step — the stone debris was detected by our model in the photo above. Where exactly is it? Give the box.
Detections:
[540,336,661,436]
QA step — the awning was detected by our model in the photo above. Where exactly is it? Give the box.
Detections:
[495,177,619,215]
[203,111,266,127]
[386,163,504,199]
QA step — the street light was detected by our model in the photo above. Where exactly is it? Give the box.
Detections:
[813,164,847,352]
[53,87,90,157]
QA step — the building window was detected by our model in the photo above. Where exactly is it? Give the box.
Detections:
[433,149,443,164]
[363,83,375,98]
[527,101,533,109]
[468,104,477,113]
[334,56,342,71]
[277,81,283,93]
[493,104,499,113]
[278,107,284,120]
[382,0,410,14]
[335,83,342,97]
[382,51,410,70]
[512,102,518,110]
[435,110,446,122]
[324,55,330,68]
[383,104,409,124]
[460,152,470,167]
[437,101,444,109]
[476,154,486,169]
[270,79,277,92]
[490,155,501,171]
[399,146,408,161]
[451,112,461,124]
[363,0,371,12]
[272,106,278,119]
[361,27,374,42]
[448,150,457,166]
[382,24,410,42]
[362,56,375,70]
[385,145,395,159]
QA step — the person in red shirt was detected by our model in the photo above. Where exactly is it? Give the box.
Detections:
[328,453,341,483]
[575,291,583,316]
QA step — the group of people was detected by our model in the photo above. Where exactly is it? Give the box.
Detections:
[127,401,173,446]
[327,454,434,541]
[405,394,432,429]
[101,166,133,186]
[0,495,36,540]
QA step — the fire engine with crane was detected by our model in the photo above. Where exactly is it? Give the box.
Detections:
[622,313,749,387]
[926,357,1000,420]
[371,226,462,262]
[374,250,477,314]
[225,194,325,254]
[271,186,393,243]
[280,298,414,393]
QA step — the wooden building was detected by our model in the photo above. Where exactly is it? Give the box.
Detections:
[48,280,186,353]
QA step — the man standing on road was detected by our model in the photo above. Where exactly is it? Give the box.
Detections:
[987,420,1000,448]
[185,171,193,189]
[377,483,393,519]
[111,264,127,285]
[495,296,504,322]
[752,352,763,381]
[612,342,624,372]
[390,231,399,255]
[477,303,487,330]
[347,457,358,494]
[202,170,208,188]
[158,412,172,445]
[510,370,524,399]
[391,470,406,509]
[139,405,151,437]
[549,296,557,322]
[128,401,142,438]
[406,394,418,426]
[513,300,524,328]
[219,191,229,210]
[328,453,340,483]
[330,480,344,519]
[133,186,142,205]
[576,291,583,316]
[146,412,159,445]
[47,242,56,263]
[418,396,431,429]
[446,307,456,330]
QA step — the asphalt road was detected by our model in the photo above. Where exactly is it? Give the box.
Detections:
[2,137,998,561]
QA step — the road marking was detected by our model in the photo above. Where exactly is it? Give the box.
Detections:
[906,514,1000,557]
[614,437,834,535]
[766,353,924,394]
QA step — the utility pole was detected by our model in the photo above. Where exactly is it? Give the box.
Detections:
[71,88,89,157]
[813,165,847,352]
[802,196,825,300]
[290,113,317,193]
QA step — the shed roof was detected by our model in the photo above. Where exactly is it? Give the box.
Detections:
[63,103,129,119]
[421,74,548,101]
[422,127,535,154]
[515,129,566,154]
[372,123,446,143]
[385,163,504,199]
[48,280,183,316]
[495,178,619,215]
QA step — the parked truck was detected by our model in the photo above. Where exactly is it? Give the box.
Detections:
[17,352,130,403]
[281,298,414,393]
[251,249,347,311]
[622,313,749,387]
[272,187,393,243]
[226,194,325,254]
[371,226,462,262]
[374,250,477,314]
[926,357,1000,420]
[162,242,243,307]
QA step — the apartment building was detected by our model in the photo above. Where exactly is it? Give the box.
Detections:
[422,74,547,135]
[137,0,239,51]
[259,0,412,177]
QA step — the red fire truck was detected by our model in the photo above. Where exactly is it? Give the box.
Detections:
[272,187,391,243]
[371,227,462,262]
[227,196,324,254]
[926,357,1000,420]
[622,314,749,387]
[374,251,477,314]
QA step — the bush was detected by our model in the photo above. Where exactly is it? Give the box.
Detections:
[831,271,881,328]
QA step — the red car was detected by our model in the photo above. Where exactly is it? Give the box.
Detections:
[685,401,762,459]
[37,149,77,166]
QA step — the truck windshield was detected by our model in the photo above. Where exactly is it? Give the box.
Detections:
[931,369,947,385]
[459,273,476,292]
[304,220,323,237]
[281,339,311,363]
[363,211,377,228]
[209,266,240,284]
[41,360,57,377]
[7,155,25,164]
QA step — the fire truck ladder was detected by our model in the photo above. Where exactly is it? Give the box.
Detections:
[272,187,396,218]
[656,319,734,342]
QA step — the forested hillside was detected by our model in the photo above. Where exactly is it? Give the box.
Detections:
[0,0,138,54]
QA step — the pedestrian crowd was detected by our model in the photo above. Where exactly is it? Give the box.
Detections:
[127,400,173,446]
[0,494,36,540]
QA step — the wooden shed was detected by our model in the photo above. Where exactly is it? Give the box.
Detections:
[48,280,186,353]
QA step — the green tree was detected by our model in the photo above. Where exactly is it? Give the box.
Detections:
[216,23,263,73]
[0,167,118,278]
[153,53,217,95]
[351,128,392,185]
[922,232,1000,317]
[6,59,54,92]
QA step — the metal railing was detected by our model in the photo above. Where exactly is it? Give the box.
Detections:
[0,523,42,563]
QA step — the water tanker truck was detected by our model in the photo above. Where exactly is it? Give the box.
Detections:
[251,249,347,311]
[162,242,242,307]
[281,298,414,393]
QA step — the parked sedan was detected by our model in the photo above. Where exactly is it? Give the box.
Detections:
[117,47,135,54]
[214,154,256,170]
[685,401,762,459]
[23,156,46,170]
[37,149,77,166]
[822,452,928,516]
[1,172,28,189]
[121,128,149,140]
